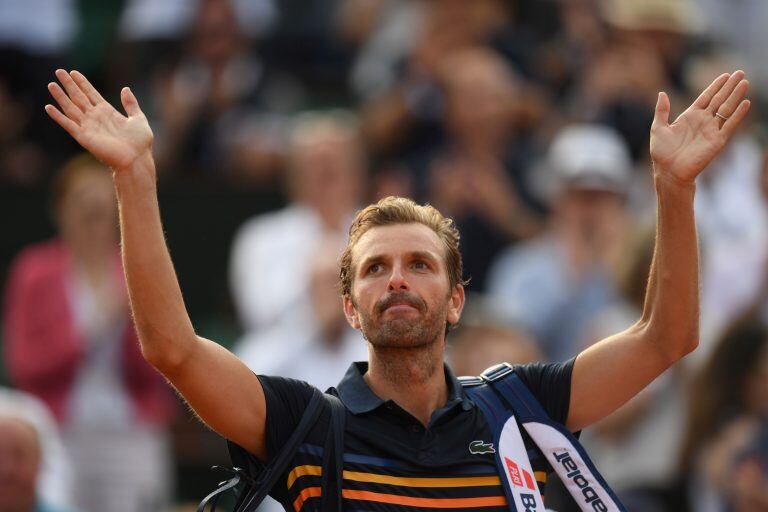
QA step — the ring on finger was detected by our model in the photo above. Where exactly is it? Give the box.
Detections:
[715,112,729,121]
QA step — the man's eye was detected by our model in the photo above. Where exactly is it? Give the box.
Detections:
[367,263,381,274]
[413,261,428,270]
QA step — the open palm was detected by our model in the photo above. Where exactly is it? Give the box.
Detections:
[650,71,750,183]
[46,69,153,171]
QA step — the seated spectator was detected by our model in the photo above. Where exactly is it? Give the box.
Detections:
[486,124,632,361]
[229,111,365,333]
[679,314,768,511]
[0,388,75,512]
[2,154,176,512]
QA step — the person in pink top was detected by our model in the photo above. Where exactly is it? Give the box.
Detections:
[3,154,176,512]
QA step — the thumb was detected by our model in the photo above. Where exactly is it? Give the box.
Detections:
[652,91,670,128]
[121,87,143,117]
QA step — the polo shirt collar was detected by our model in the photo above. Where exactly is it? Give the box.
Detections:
[336,361,473,415]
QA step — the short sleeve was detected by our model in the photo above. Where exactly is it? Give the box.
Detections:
[512,357,575,425]
[256,375,318,461]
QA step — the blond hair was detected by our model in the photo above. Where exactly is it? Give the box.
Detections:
[339,196,466,296]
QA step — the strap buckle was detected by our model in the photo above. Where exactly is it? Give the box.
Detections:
[480,362,514,383]
[457,375,484,387]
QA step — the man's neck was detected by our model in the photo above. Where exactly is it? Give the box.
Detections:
[364,341,448,426]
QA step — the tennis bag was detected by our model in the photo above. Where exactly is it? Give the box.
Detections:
[461,363,627,512]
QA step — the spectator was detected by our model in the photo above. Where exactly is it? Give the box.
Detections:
[428,47,543,290]
[679,314,768,511]
[148,0,301,184]
[486,124,632,361]
[0,413,73,512]
[0,388,74,512]
[229,111,365,333]
[0,0,77,186]
[578,229,688,509]
[359,0,514,161]
[2,154,176,512]
[235,233,367,392]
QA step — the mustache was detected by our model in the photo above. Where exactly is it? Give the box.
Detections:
[376,292,426,314]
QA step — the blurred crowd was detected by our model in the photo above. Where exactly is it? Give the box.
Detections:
[2,0,768,511]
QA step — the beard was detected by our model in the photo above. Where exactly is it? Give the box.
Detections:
[355,291,448,349]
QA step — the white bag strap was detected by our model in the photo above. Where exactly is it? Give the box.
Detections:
[485,364,625,511]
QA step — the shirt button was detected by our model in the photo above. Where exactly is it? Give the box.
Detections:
[412,425,421,433]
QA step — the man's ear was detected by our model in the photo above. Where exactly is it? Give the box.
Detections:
[342,294,362,330]
[446,284,465,327]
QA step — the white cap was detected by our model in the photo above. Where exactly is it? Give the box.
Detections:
[547,124,633,195]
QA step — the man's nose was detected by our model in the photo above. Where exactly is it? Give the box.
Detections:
[387,264,409,291]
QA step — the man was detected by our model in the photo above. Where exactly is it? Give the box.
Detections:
[0,389,76,512]
[230,111,365,333]
[44,68,750,509]
[487,124,633,361]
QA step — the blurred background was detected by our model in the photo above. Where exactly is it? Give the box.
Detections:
[1,0,768,511]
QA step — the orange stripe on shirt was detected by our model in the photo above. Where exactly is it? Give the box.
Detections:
[342,489,507,508]
[343,470,501,488]
[293,486,321,511]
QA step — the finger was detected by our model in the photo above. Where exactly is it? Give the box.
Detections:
[720,99,751,139]
[45,104,80,138]
[708,70,745,113]
[120,87,143,117]
[652,91,670,128]
[55,68,91,111]
[47,82,83,123]
[70,70,105,105]
[693,73,730,109]
[715,79,749,119]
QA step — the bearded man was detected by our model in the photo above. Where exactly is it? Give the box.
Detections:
[44,68,750,510]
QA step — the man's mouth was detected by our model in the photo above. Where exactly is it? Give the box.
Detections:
[377,293,424,314]
[383,303,418,314]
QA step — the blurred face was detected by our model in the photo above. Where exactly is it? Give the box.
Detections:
[193,0,241,63]
[444,58,516,145]
[343,223,464,348]
[57,169,117,251]
[0,418,40,512]
[292,129,363,217]
[558,188,626,231]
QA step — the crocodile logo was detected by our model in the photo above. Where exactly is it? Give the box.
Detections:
[469,440,496,455]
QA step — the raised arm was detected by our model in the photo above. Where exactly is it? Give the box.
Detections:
[566,71,751,431]
[45,70,269,458]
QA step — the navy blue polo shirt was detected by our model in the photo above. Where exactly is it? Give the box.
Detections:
[251,359,574,510]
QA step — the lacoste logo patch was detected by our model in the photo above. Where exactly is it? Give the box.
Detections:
[469,440,496,455]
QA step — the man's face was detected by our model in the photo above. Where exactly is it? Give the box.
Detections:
[0,418,40,512]
[343,223,464,348]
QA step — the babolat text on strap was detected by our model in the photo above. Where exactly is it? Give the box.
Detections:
[461,363,627,512]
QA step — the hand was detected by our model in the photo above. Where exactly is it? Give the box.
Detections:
[650,70,750,184]
[45,69,153,171]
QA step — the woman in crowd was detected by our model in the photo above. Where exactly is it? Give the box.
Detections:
[679,313,768,511]
[3,154,176,512]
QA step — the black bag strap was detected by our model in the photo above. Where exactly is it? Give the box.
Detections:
[320,392,346,510]
[197,387,326,512]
